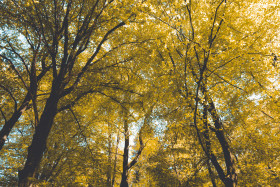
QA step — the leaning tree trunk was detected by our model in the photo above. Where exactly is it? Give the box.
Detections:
[18,92,59,187]
[192,78,237,187]
[214,128,237,187]
[208,97,237,187]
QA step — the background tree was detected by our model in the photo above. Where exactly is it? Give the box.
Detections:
[136,0,280,186]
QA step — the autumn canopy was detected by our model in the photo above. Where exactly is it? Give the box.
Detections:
[0,0,279,186]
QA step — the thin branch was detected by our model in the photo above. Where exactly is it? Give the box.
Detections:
[0,55,28,90]
[209,0,226,47]
[207,56,240,78]
[68,108,96,160]
[57,89,96,112]
[186,2,195,40]
[261,111,274,120]
[62,21,125,96]
[1,41,30,76]
[212,72,244,91]
[0,84,18,111]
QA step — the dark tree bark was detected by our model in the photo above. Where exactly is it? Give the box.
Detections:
[120,104,150,187]
[202,96,217,187]
[18,91,60,187]
[120,108,129,187]
[208,97,237,187]
[112,131,120,187]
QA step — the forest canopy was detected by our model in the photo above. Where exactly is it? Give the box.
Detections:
[0,0,280,186]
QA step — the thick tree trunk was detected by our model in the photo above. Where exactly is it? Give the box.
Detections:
[224,178,237,187]
[18,93,59,187]
[120,173,129,187]
[0,93,31,151]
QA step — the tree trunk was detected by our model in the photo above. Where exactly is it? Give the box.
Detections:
[208,98,237,187]
[203,101,217,187]
[107,126,112,187]
[120,108,129,187]
[120,173,129,187]
[0,93,31,151]
[215,129,237,187]
[196,85,237,187]
[224,178,237,187]
[112,131,120,187]
[18,93,59,187]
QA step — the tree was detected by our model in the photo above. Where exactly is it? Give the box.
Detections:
[137,0,279,186]
[119,98,154,187]
[0,0,135,185]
